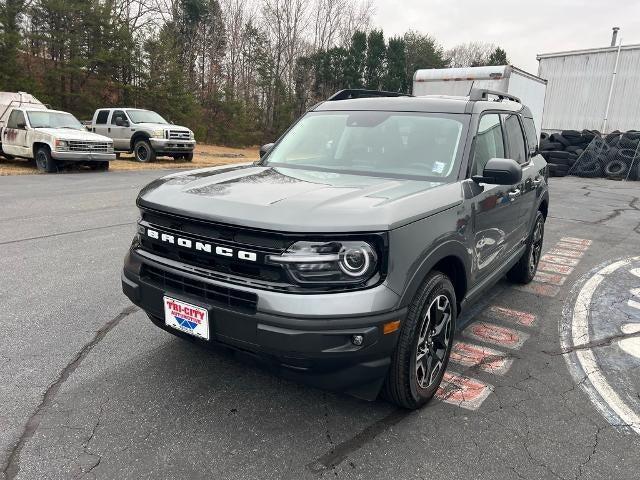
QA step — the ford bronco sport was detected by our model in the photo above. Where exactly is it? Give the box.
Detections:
[122,89,549,409]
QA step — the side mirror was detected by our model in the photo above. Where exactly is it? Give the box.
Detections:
[115,117,127,127]
[259,143,275,159]
[472,158,522,185]
[17,122,27,129]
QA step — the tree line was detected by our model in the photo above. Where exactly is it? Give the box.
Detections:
[0,0,509,146]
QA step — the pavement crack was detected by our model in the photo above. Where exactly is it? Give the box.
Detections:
[1,305,138,480]
[544,330,640,355]
[0,221,134,246]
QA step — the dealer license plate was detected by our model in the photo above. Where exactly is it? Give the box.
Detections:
[163,296,209,340]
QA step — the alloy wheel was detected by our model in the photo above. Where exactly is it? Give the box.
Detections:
[529,218,544,274]
[415,294,452,389]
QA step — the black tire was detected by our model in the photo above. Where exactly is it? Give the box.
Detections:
[541,142,562,151]
[115,153,121,160]
[604,159,629,179]
[547,150,571,159]
[35,146,57,173]
[507,211,545,284]
[382,271,456,409]
[550,133,570,147]
[134,139,156,163]
[90,161,110,171]
[550,158,573,167]
[184,152,194,162]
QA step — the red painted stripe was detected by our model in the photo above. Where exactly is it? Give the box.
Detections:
[560,237,592,246]
[514,282,561,297]
[486,305,537,326]
[548,248,584,259]
[436,371,493,410]
[463,321,530,349]
[556,242,589,252]
[538,261,574,275]
[533,270,567,286]
[541,254,580,266]
[450,341,513,374]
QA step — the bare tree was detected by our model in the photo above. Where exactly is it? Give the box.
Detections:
[446,41,497,68]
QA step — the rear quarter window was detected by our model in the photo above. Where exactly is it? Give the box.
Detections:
[95,110,109,124]
[523,117,538,154]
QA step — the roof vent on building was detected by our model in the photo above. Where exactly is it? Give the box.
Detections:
[611,27,620,47]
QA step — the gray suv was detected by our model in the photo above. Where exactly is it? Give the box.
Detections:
[122,89,548,409]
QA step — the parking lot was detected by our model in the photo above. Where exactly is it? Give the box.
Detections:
[1,171,639,480]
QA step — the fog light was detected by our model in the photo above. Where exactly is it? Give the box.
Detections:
[351,335,364,346]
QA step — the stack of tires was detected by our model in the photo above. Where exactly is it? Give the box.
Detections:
[540,129,640,180]
[539,130,595,177]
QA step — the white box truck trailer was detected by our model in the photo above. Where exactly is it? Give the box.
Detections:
[413,65,547,138]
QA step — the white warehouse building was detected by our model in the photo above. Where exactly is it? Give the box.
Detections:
[537,38,640,134]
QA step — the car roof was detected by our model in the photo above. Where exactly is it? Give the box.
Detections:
[312,95,524,114]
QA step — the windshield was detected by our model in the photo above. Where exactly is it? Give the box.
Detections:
[126,110,168,124]
[263,111,467,180]
[27,111,83,130]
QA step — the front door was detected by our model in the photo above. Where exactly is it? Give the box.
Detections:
[467,113,523,282]
[2,110,29,157]
[109,110,131,151]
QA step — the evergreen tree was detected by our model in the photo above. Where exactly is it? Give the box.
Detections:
[364,30,385,90]
[487,47,509,66]
[383,37,407,92]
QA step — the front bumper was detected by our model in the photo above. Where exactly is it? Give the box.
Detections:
[52,151,115,161]
[149,139,196,153]
[121,249,405,399]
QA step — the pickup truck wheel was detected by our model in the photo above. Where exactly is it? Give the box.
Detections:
[35,147,57,173]
[90,161,109,171]
[134,140,156,163]
[184,152,194,162]
[507,211,545,284]
[382,271,456,409]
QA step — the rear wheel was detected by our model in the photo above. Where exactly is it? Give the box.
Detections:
[507,211,545,284]
[90,161,109,171]
[35,146,57,173]
[134,139,156,163]
[382,271,456,409]
[184,152,193,162]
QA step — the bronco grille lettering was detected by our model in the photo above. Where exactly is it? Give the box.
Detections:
[145,228,257,262]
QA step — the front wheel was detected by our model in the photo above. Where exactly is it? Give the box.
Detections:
[382,271,456,409]
[35,147,57,173]
[507,211,545,284]
[133,140,156,163]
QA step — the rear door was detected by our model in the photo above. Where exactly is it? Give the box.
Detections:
[501,112,534,242]
[468,113,522,280]
[92,109,110,137]
[2,110,29,157]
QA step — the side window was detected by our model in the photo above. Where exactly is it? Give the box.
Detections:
[111,110,127,125]
[502,113,527,164]
[523,117,538,154]
[96,110,109,124]
[471,114,504,177]
[7,110,25,129]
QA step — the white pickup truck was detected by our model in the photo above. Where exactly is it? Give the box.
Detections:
[88,108,195,162]
[0,92,115,173]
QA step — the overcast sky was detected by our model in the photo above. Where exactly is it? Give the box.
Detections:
[372,0,640,74]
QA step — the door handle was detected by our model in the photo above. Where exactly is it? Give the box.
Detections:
[508,189,521,199]
[533,178,543,187]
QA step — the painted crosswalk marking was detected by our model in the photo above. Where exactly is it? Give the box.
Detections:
[548,248,584,259]
[541,254,580,266]
[485,305,537,326]
[560,237,592,246]
[463,321,530,349]
[449,341,513,375]
[533,270,567,286]
[515,282,561,297]
[538,261,574,275]
[436,371,493,410]
[557,242,590,252]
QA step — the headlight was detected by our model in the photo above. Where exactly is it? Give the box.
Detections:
[151,129,164,138]
[54,140,69,151]
[107,143,114,153]
[267,240,378,285]
[189,131,195,140]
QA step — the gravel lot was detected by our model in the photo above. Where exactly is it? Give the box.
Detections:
[1,171,639,479]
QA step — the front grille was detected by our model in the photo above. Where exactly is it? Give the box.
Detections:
[68,141,111,153]
[168,130,190,140]
[141,265,258,314]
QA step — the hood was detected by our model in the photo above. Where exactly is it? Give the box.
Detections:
[133,122,190,132]
[35,128,113,142]
[137,165,463,232]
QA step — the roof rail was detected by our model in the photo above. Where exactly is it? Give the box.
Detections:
[469,88,521,103]
[327,89,411,101]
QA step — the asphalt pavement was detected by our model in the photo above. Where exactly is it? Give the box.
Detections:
[1,170,639,480]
